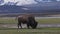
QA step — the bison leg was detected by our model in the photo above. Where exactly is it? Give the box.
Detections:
[27,23,30,29]
[18,22,22,29]
[19,23,22,29]
[27,24,29,29]
[18,23,19,29]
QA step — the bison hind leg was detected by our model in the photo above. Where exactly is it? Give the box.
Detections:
[18,22,22,29]
[18,23,19,29]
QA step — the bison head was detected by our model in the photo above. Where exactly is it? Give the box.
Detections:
[31,21,38,29]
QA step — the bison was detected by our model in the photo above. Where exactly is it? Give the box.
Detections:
[16,14,38,29]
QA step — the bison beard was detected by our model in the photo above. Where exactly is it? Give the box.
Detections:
[17,15,38,29]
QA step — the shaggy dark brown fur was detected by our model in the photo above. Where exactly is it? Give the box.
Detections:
[17,14,38,29]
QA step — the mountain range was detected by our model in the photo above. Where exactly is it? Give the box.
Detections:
[0,0,60,15]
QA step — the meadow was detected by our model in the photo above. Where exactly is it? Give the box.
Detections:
[0,28,60,34]
[0,17,60,24]
[0,17,60,34]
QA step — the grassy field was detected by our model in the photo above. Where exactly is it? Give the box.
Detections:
[0,17,60,34]
[36,18,60,24]
[0,17,60,24]
[0,28,60,34]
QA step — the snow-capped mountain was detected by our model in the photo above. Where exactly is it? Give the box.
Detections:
[0,0,60,6]
[0,0,38,6]
[0,0,60,14]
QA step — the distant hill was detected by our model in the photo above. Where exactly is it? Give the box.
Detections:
[0,5,26,13]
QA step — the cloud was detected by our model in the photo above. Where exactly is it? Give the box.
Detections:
[21,8,30,10]
[57,0,60,1]
[3,0,37,6]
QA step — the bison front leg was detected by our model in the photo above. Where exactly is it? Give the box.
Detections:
[27,23,30,29]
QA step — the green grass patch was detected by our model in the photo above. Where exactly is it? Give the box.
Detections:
[0,28,60,34]
[36,18,60,24]
[0,17,60,24]
[0,17,17,24]
[0,27,60,30]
